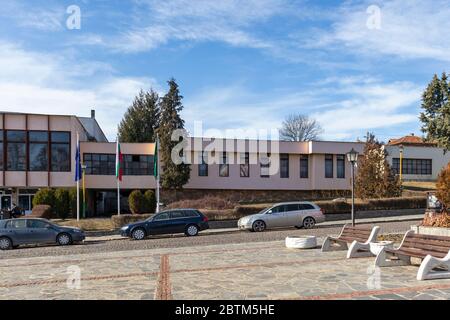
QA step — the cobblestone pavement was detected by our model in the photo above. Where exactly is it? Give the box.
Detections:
[2,225,450,300]
[0,220,419,259]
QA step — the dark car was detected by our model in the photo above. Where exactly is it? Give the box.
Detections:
[121,209,209,240]
[0,218,85,250]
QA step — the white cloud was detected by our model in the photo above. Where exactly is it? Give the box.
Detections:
[311,0,450,62]
[0,41,158,140]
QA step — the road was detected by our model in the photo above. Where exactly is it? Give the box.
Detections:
[1,219,419,259]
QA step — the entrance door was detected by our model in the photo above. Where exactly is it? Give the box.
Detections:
[19,195,32,215]
[1,196,11,211]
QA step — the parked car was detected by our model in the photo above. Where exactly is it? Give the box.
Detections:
[237,202,325,232]
[0,218,85,250]
[120,209,209,240]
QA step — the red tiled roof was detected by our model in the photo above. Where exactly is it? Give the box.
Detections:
[388,135,437,146]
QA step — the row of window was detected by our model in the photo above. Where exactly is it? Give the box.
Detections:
[198,153,345,179]
[83,153,154,176]
[392,158,432,175]
[0,130,70,172]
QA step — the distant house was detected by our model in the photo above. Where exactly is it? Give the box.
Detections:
[385,134,450,181]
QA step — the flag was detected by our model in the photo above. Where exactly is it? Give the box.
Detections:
[154,138,158,178]
[75,135,82,181]
[116,139,123,181]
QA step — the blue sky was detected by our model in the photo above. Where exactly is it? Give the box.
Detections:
[0,0,449,141]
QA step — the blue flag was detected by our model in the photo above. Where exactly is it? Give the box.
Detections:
[75,139,82,182]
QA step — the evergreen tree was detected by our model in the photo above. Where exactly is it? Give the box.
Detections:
[355,133,401,199]
[156,78,191,189]
[420,72,450,151]
[118,89,159,142]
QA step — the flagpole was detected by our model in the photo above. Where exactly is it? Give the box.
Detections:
[116,137,121,216]
[156,134,160,213]
[76,132,80,222]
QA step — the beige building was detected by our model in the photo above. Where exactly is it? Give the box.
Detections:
[1,111,365,216]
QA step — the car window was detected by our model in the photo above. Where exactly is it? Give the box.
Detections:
[7,219,27,229]
[170,211,185,219]
[154,213,169,221]
[285,204,300,212]
[27,220,49,228]
[271,205,285,213]
[185,210,200,217]
[301,204,315,210]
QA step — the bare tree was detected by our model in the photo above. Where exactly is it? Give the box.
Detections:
[279,114,323,141]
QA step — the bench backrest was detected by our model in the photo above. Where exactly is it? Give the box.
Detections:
[402,232,450,258]
[339,225,374,242]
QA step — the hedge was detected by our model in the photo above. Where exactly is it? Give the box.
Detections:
[111,214,153,228]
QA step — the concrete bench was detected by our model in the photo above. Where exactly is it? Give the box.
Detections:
[375,230,450,280]
[321,224,380,258]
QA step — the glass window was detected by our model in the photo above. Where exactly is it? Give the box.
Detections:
[219,152,229,177]
[124,154,154,175]
[300,203,315,210]
[392,158,432,175]
[51,132,70,143]
[270,205,285,213]
[154,213,169,221]
[27,219,49,228]
[0,134,3,170]
[51,144,70,172]
[29,131,48,142]
[337,154,345,179]
[19,195,31,211]
[325,154,333,178]
[300,155,308,178]
[260,154,270,178]
[280,154,289,178]
[170,211,185,219]
[7,219,27,229]
[240,153,249,177]
[198,152,208,177]
[7,130,26,171]
[29,143,48,171]
[285,204,300,212]
[84,153,115,175]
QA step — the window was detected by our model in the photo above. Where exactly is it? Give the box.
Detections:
[27,219,50,228]
[154,213,169,220]
[219,152,229,177]
[124,155,154,175]
[29,131,49,171]
[260,154,271,178]
[300,203,315,210]
[240,152,249,177]
[337,154,345,179]
[325,154,333,178]
[285,204,300,212]
[7,130,26,171]
[280,154,289,178]
[170,211,185,219]
[184,210,200,217]
[51,132,70,172]
[198,151,208,177]
[270,205,285,213]
[0,130,3,170]
[7,219,27,229]
[300,155,308,178]
[84,153,116,175]
[392,158,432,175]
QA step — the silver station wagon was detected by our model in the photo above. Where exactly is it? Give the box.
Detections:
[238,202,325,232]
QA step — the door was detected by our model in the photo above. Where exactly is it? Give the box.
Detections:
[169,210,188,234]
[26,219,57,243]
[6,219,29,244]
[283,204,302,226]
[1,196,11,211]
[148,212,172,235]
[19,195,32,215]
[264,205,288,228]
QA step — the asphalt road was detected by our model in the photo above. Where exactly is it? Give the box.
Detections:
[1,220,419,259]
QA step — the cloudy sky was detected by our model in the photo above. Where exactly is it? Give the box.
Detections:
[0,0,448,141]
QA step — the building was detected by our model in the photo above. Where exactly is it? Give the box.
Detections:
[385,134,450,181]
[0,111,364,216]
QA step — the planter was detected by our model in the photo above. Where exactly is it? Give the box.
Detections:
[411,225,450,237]
[285,236,317,249]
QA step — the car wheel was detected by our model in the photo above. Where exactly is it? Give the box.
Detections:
[131,228,146,240]
[252,220,266,232]
[0,237,12,250]
[302,217,316,229]
[185,224,199,237]
[57,233,72,246]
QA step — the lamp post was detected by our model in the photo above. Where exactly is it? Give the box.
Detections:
[347,148,359,226]
[399,145,404,183]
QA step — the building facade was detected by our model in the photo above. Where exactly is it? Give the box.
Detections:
[1,111,368,216]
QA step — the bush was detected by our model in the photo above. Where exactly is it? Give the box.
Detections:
[54,189,70,220]
[166,196,235,210]
[31,205,53,219]
[32,188,55,208]
[143,190,157,213]
[437,162,450,209]
[111,214,153,228]
[129,190,144,214]
[68,188,79,218]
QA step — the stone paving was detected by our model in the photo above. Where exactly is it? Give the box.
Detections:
[1,237,450,300]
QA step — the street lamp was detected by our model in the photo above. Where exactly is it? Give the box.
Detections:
[347,148,359,226]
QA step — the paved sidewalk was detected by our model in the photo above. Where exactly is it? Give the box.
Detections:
[85,214,423,242]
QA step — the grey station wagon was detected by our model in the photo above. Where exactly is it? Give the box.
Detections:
[0,218,85,250]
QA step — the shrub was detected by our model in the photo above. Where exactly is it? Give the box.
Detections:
[111,214,153,228]
[166,196,235,210]
[128,190,144,214]
[437,162,450,210]
[68,188,79,218]
[32,188,55,208]
[54,188,70,220]
[143,190,157,213]
[31,205,53,219]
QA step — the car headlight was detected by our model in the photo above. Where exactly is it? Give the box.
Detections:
[121,226,129,231]
[73,229,83,233]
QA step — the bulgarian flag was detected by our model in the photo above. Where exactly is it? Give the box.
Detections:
[116,139,123,181]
